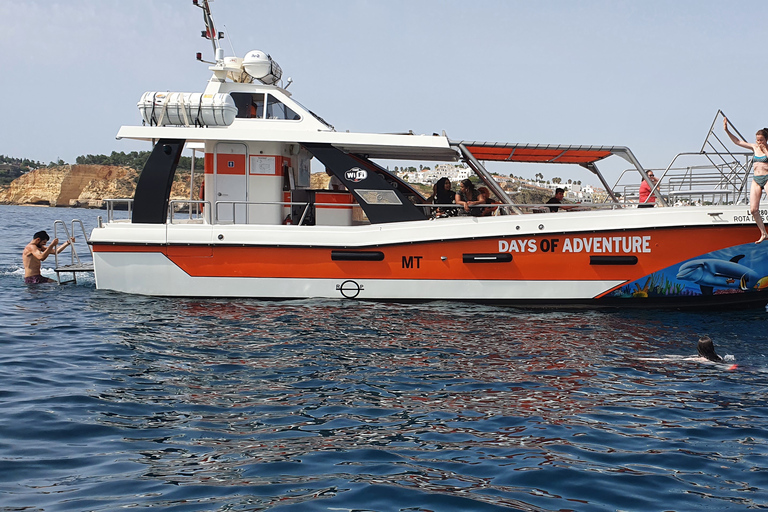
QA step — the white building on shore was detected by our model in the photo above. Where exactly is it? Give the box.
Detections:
[396,164,472,185]
[521,180,603,203]
[394,165,605,203]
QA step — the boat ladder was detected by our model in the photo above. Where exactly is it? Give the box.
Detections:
[52,219,94,284]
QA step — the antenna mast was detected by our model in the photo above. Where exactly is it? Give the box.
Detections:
[193,0,223,59]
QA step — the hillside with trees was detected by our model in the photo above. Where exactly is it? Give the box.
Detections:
[0,150,204,207]
[76,151,203,176]
[0,155,45,186]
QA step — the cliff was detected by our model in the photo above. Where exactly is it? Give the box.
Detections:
[0,165,201,207]
[0,164,388,208]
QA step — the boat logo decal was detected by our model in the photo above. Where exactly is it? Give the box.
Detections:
[345,168,368,183]
[608,243,768,299]
[337,280,363,299]
[498,235,652,254]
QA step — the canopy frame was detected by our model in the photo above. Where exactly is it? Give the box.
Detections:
[451,141,665,207]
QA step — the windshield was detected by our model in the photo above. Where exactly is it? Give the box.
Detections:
[291,98,334,130]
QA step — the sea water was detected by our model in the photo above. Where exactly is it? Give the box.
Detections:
[1,204,768,511]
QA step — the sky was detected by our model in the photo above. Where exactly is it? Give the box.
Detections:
[1,0,765,185]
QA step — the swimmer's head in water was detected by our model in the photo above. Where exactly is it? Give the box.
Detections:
[697,335,723,362]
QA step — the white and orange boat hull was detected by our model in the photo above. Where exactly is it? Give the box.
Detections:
[91,207,768,307]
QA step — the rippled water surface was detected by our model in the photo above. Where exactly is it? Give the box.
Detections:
[3,205,768,511]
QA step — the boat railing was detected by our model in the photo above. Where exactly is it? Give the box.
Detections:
[106,197,630,226]
[505,203,623,214]
[210,199,515,224]
[431,202,624,215]
[210,199,367,226]
[208,199,625,224]
[614,156,750,206]
[611,111,753,206]
[52,219,94,284]
[168,200,209,224]
[102,199,207,224]
[103,199,134,222]
[614,160,744,206]
[206,199,632,224]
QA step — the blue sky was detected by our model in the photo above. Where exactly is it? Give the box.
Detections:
[1,0,764,184]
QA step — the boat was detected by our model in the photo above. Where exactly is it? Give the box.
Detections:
[83,0,768,308]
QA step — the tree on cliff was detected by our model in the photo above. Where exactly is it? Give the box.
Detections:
[75,151,203,172]
[76,151,149,169]
[0,155,43,172]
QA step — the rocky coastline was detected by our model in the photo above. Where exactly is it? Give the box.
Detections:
[0,165,341,209]
[0,165,202,208]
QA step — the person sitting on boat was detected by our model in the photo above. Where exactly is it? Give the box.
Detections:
[638,171,659,208]
[546,188,570,212]
[724,117,768,243]
[455,179,483,216]
[477,186,499,216]
[429,177,456,217]
[22,231,73,284]
[248,98,263,119]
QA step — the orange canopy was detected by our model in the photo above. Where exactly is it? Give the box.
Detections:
[462,144,614,164]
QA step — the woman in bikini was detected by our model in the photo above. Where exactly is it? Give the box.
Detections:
[724,117,768,243]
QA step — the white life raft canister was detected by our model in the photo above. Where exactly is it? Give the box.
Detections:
[137,91,237,127]
[242,50,282,85]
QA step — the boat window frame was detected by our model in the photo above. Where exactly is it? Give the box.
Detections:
[265,94,301,121]
[231,92,265,119]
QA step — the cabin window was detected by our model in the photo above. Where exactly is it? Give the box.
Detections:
[266,94,301,121]
[231,93,265,119]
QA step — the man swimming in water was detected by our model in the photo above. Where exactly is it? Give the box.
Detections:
[22,230,73,284]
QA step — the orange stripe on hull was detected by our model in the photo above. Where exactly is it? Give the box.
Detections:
[93,226,757,284]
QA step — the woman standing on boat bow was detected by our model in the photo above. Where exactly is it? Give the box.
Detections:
[724,118,768,243]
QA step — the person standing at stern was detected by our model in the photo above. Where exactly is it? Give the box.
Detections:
[724,118,768,243]
[638,171,659,207]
